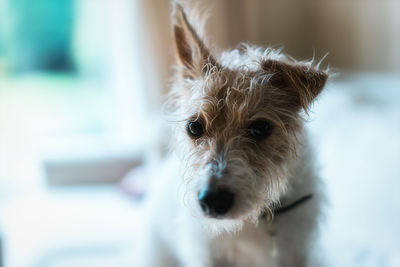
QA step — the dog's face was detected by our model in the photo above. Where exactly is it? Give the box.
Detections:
[170,5,327,226]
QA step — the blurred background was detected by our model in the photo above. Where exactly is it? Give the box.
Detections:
[0,0,399,266]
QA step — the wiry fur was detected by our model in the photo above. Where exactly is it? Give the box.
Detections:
[135,4,328,267]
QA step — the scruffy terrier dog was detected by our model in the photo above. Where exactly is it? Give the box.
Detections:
[136,4,328,267]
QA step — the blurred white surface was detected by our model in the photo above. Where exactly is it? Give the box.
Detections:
[309,74,400,267]
[1,186,140,267]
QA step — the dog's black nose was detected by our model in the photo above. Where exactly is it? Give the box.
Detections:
[198,187,234,217]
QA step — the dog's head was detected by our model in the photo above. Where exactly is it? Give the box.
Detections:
[169,4,327,232]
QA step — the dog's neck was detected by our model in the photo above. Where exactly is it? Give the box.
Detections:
[261,193,313,222]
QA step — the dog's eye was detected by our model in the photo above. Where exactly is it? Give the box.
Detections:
[187,121,204,138]
[247,120,272,140]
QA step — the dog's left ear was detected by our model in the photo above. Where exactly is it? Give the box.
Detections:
[262,59,328,111]
[173,4,217,79]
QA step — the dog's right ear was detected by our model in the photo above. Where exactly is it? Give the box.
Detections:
[262,59,328,112]
[173,4,216,79]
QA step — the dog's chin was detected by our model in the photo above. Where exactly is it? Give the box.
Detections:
[199,216,244,236]
[198,207,263,237]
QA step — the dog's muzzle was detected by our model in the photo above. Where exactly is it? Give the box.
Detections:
[198,187,234,218]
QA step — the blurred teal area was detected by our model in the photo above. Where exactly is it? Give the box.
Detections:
[1,0,75,73]
[0,0,106,138]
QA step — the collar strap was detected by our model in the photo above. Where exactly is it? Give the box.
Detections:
[262,194,313,222]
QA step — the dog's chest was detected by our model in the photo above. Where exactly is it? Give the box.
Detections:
[210,222,279,267]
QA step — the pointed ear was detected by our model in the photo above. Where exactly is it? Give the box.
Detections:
[262,59,328,111]
[173,4,216,79]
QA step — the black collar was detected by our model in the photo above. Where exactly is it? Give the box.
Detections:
[261,194,313,222]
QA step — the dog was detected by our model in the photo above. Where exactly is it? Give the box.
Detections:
[135,4,328,267]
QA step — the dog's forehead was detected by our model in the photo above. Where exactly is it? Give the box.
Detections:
[183,47,295,129]
[202,70,255,101]
[190,70,269,130]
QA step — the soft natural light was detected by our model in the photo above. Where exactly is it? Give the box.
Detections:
[0,1,399,266]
